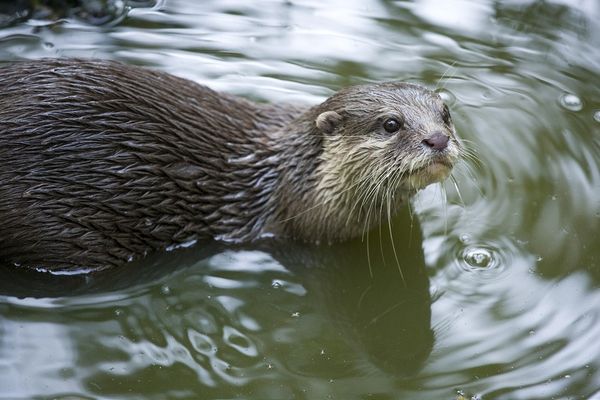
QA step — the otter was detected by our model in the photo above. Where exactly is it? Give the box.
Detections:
[0,58,461,272]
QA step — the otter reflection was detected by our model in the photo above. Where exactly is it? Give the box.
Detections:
[272,226,432,376]
[0,212,432,377]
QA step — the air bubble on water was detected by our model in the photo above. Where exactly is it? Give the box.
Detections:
[114,308,123,317]
[594,111,600,123]
[464,247,493,268]
[459,234,471,244]
[43,42,54,49]
[160,285,171,295]
[559,93,583,112]
[291,311,300,318]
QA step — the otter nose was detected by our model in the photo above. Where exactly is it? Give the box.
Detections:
[422,132,449,151]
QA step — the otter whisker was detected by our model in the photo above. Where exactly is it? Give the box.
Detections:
[436,60,458,91]
[363,299,407,329]
[455,159,484,197]
[361,165,387,241]
[441,182,449,237]
[449,174,465,206]
[386,186,406,285]
[276,166,370,225]
[366,229,373,278]
[407,200,415,249]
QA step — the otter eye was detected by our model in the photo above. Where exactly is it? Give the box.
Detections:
[383,118,402,133]
[442,104,451,125]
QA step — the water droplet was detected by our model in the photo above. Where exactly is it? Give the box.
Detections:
[594,111,600,123]
[559,93,583,112]
[529,330,535,335]
[271,280,282,289]
[536,256,543,262]
[459,234,471,244]
[464,248,493,268]
[564,374,571,379]
[160,285,171,295]
[291,311,300,318]
[436,88,456,105]
[114,308,124,317]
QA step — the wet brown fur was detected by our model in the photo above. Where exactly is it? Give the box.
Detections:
[0,59,460,271]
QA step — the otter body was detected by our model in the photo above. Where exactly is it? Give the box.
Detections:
[0,59,461,271]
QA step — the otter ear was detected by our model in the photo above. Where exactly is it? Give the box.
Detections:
[315,111,343,134]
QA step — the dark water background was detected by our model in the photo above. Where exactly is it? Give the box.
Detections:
[0,0,599,399]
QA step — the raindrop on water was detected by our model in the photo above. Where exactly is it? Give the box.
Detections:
[559,93,583,112]
[464,247,493,269]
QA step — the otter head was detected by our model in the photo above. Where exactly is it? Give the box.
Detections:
[303,82,461,240]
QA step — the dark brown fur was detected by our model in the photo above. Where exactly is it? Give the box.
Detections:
[0,59,460,271]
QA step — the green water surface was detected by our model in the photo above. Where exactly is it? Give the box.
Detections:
[0,0,599,399]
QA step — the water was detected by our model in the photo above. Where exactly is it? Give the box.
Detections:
[0,0,599,398]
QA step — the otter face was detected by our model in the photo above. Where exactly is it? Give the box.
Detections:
[312,82,461,234]
[316,82,460,192]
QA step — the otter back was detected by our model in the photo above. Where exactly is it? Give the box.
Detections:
[0,59,304,271]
